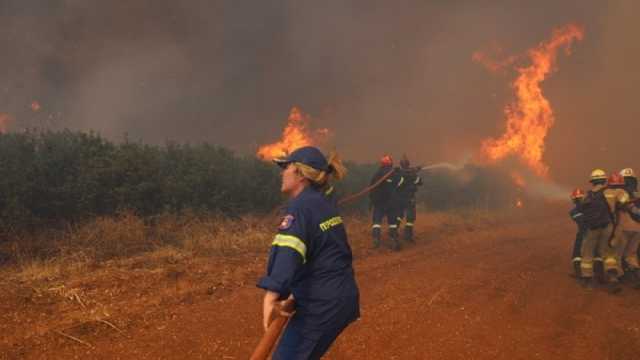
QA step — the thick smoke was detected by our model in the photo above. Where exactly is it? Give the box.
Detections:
[0,0,637,190]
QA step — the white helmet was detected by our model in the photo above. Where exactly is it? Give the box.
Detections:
[620,168,636,179]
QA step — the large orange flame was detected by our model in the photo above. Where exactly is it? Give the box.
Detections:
[477,24,584,177]
[257,107,330,160]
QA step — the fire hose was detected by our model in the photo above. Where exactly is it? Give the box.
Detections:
[249,299,296,360]
[337,168,396,206]
[269,167,397,217]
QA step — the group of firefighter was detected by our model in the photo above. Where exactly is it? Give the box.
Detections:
[368,154,423,251]
[569,168,640,293]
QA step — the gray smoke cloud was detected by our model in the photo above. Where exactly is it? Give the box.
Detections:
[0,0,637,189]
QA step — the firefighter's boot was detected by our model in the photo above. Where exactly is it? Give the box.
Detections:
[372,226,381,249]
[572,259,582,278]
[594,260,606,284]
[390,227,401,251]
[579,277,594,289]
[606,269,622,294]
[403,225,414,243]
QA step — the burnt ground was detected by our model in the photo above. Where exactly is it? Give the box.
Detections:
[2,210,640,359]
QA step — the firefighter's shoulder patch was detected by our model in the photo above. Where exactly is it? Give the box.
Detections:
[278,214,295,230]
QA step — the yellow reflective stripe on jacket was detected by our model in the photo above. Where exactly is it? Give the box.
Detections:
[324,186,334,196]
[397,177,405,187]
[272,234,307,263]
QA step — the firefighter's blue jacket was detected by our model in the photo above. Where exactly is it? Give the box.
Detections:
[258,186,360,334]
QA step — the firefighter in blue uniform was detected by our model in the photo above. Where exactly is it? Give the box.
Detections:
[569,188,587,278]
[369,155,403,251]
[257,146,360,360]
[396,155,423,243]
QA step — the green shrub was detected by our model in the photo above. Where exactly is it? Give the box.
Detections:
[0,130,516,235]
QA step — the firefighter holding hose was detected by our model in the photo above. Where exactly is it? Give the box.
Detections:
[256,146,360,359]
[369,155,403,250]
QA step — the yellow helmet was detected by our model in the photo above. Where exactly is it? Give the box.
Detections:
[620,168,636,179]
[590,169,607,181]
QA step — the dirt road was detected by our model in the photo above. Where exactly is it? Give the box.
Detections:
[3,211,640,359]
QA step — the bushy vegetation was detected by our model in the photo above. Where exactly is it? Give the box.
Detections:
[417,164,516,211]
[0,130,283,230]
[0,130,518,233]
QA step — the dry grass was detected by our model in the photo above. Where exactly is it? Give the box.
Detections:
[65,212,150,261]
[175,214,274,255]
[17,259,63,282]
[0,208,511,281]
[1,211,275,280]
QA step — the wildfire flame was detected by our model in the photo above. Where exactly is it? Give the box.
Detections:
[257,107,331,160]
[0,113,11,134]
[477,24,584,177]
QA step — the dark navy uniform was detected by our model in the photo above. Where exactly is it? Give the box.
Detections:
[258,186,360,360]
[369,165,403,250]
[396,167,423,241]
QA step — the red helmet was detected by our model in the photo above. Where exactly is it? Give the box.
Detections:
[570,188,585,200]
[380,155,393,167]
[607,173,625,186]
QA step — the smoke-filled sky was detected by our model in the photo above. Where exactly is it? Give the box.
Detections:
[1,0,639,186]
